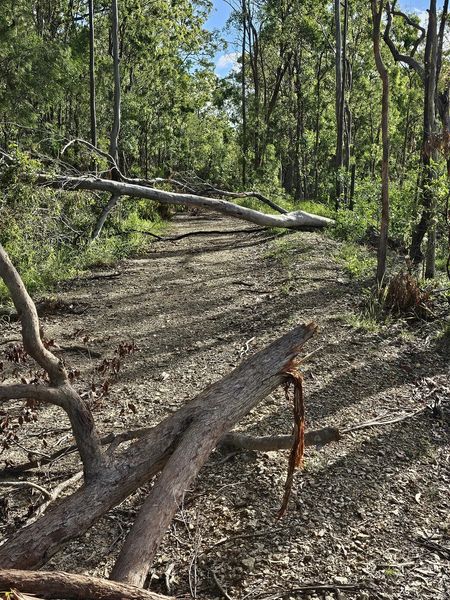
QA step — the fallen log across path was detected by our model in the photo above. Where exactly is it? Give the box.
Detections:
[36,174,334,230]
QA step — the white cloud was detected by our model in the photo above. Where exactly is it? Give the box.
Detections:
[412,9,428,29]
[215,52,239,75]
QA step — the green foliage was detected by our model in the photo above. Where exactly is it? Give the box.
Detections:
[337,243,376,279]
[0,0,449,296]
[0,180,165,304]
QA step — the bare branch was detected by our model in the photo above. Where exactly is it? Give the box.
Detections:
[0,480,52,499]
[0,245,104,480]
[0,384,62,404]
[219,427,340,452]
[384,3,425,80]
[0,245,67,386]
[35,174,334,229]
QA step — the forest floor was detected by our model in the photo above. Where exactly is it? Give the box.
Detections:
[1,214,449,600]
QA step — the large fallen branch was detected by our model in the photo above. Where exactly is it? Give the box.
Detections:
[36,174,334,230]
[0,241,324,586]
[0,569,171,600]
[219,427,340,452]
[61,138,289,215]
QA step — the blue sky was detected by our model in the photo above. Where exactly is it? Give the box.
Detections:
[207,1,445,77]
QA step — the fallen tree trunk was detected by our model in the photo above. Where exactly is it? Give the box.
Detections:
[0,322,317,572]
[0,569,171,600]
[61,138,290,216]
[36,174,334,230]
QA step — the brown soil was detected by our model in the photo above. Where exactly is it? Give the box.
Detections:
[1,214,449,600]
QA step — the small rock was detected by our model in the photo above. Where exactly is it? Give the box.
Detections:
[333,576,349,585]
[242,557,255,569]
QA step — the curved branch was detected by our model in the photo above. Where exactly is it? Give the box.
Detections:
[36,174,335,229]
[0,384,63,404]
[384,3,425,80]
[0,245,67,386]
[0,481,52,499]
[0,246,104,480]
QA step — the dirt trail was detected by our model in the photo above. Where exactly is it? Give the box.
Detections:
[1,214,449,600]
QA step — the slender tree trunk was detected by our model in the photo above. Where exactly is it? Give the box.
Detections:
[294,50,303,200]
[109,0,121,166]
[341,0,349,200]
[371,0,390,284]
[334,0,344,207]
[92,0,122,240]
[88,0,97,148]
[241,0,247,187]
[313,51,324,200]
[410,0,438,272]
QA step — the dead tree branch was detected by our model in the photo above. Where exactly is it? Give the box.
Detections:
[0,317,317,574]
[0,244,104,481]
[35,174,334,230]
[219,427,340,453]
[61,138,288,215]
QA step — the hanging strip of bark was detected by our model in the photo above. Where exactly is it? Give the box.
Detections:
[278,369,305,519]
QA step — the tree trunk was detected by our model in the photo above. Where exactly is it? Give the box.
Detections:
[109,0,121,165]
[88,0,97,148]
[241,0,247,187]
[371,0,390,284]
[334,0,344,207]
[0,570,170,600]
[409,0,438,270]
[313,51,324,200]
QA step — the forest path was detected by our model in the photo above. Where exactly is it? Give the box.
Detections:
[3,213,449,600]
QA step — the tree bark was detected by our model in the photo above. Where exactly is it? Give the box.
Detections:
[334,0,344,207]
[88,0,97,148]
[109,0,121,165]
[371,0,390,284]
[36,174,335,229]
[0,569,171,600]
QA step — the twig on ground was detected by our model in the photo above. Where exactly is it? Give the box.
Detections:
[341,407,426,434]
[0,481,52,499]
[257,582,367,598]
[210,569,235,600]
[417,537,450,560]
[115,227,267,241]
[26,471,83,524]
